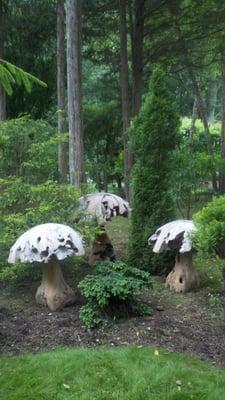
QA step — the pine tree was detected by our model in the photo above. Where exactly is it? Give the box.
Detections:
[128,67,180,272]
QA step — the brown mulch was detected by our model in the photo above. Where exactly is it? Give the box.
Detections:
[1,287,225,365]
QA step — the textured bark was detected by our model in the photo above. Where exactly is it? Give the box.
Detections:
[66,0,85,185]
[129,0,145,116]
[165,252,200,293]
[35,259,76,311]
[57,0,68,182]
[208,76,218,127]
[189,96,198,140]
[0,0,6,120]
[219,55,225,194]
[119,0,132,201]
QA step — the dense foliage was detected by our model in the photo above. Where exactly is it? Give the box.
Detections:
[194,196,225,258]
[83,102,123,192]
[0,117,58,183]
[128,68,180,272]
[79,261,153,328]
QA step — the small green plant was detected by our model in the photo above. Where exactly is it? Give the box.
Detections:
[78,261,153,328]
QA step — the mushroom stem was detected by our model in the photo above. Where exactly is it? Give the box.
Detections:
[35,258,76,311]
[165,252,200,293]
[88,230,115,267]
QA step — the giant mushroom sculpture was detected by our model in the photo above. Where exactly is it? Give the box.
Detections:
[8,223,85,311]
[148,220,200,293]
[79,192,129,266]
[79,192,129,222]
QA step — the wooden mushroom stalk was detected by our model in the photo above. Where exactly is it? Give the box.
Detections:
[8,223,85,311]
[79,192,129,266]
[148,220,200,293]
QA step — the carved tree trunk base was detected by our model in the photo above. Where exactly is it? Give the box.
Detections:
[88,231,115,267]
[35,259,76,311]
[165,252,200,293]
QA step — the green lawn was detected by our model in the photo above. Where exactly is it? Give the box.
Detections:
[1,346,225,400]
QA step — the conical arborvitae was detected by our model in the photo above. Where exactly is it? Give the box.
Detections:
[128,67,180,273]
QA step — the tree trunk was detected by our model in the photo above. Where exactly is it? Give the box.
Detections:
[66,0,85,186]
[129,0,145,116]
[208,75,217,127]
[88,229,115,267]
[189,96,198,140]
[0,0,6,120]
[119,0,132,201]
[57,0,68,182]
[190,72,218,192]
[219,55,225,194]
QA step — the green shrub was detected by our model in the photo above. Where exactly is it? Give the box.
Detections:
[194,195,225,256]
[0,117,58,183]
[128,67,180,272]
[78,261,153,328]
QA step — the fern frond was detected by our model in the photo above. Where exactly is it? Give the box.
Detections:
[0,59,47,94]
[0,64,15,95]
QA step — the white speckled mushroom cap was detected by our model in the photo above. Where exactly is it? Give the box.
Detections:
[79,192,129,221]
[148,220,196,254]
[8,223,85,264]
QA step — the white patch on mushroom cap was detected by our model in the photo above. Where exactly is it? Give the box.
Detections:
[148,220,196,254]
[79,192,129,221]
[79,193,106,221]
[8,223,85,264]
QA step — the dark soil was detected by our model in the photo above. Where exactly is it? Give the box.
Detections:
[1,279,225,365]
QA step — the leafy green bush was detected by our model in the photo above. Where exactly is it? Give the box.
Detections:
[0,117,58,183]
[128,67,180,273]
[194,195,225,257]
[78,261,153,328]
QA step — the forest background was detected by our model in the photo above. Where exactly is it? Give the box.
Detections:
[1,0,225,282]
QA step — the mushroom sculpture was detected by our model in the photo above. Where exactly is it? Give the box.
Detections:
[148,220,200,293]
[79,192,129,266]
[79,192,129,222]
[8,223,85,311]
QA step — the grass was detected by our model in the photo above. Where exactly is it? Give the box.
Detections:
[1,346,225,400]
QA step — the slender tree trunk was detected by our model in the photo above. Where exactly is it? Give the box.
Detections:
[208,75,218,127]
[119,0,132,201]
[0,0,6,120]
[189,71,218,191]
[219,55,225,194]
[129,0,145,116]
[66,0,85,186]
[189,96,198,140]
[57,0,68,182]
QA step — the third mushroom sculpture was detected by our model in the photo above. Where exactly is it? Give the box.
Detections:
[148,220,200,293]
[79,192,129,266]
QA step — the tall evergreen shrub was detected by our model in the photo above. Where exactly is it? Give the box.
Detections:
[128,67,180,272]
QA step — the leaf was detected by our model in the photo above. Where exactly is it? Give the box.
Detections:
[0,59,47,94]
[154,350,159,356]
[62,384,70,390]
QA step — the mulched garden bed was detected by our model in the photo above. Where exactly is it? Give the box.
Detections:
[1,284,225,365]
